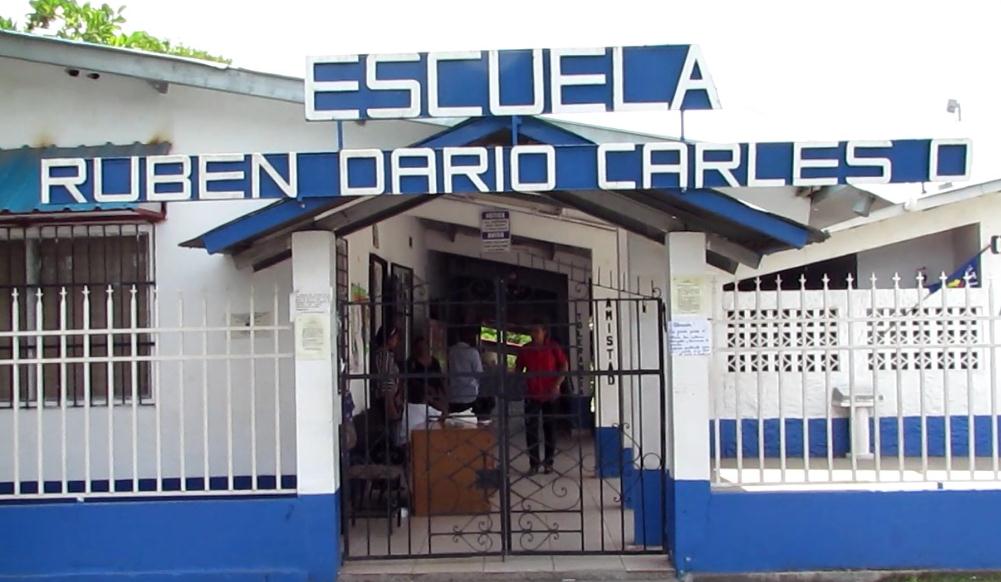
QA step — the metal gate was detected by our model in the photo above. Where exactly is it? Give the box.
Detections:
[339,275,666,559]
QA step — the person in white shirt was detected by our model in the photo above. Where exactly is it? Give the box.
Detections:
[447,326,494,423]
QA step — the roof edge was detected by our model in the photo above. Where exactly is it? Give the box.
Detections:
[826,178,1001,234]
[1,30,304,104]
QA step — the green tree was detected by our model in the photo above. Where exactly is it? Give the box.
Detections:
[3,0,229,64]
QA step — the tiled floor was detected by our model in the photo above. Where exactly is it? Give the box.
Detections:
[344,432,662,559]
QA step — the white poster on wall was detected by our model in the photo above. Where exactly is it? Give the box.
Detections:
[295,313,331,360]
[668,317,712,356]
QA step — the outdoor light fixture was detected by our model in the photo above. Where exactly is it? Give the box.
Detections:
[947,98,962,121]
[852,193,876,216]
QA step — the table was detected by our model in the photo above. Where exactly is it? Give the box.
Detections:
[410,421,497,516]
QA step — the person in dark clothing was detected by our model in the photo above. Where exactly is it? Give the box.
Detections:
[405,336,447,412]
[356,324,404,466]
[515,321,568,475]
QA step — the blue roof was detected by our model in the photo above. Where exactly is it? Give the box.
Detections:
[0,142,171,213]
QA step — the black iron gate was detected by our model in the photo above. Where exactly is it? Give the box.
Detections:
[339,276,666,559]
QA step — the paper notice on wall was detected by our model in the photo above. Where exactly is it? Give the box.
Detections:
[668,318,711,356]
[295,291,332,313]
[295,313,330,360]
[481,209,511,253]
[671,276,704,315]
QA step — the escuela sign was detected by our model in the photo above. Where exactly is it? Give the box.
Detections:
[305,45,720,120]
[37,44,971,206]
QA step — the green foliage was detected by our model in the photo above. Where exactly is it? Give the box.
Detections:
[3,0,229,64]
[480,326,531,347]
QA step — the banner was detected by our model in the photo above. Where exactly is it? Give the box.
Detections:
[39,139,971,206]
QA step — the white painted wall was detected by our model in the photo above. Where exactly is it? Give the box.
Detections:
[856,225,980,288]
[0,56,439,153]
[742,193,1001,284]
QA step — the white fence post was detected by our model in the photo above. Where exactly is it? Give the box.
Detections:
[665,231,712,569]
[290,231,339,496]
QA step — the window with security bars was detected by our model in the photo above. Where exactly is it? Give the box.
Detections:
[867,306,982,370]
[0,225,155,407]
[726,308,841,373]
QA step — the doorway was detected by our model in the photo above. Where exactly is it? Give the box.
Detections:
[339,256,667,559]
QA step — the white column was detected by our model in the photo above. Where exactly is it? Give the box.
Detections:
[291,231,340,495]
[665,231,712,481]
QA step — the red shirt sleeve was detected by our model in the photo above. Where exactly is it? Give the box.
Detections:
[552,342,568,369]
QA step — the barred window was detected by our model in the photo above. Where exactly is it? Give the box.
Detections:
[0,224,155,407]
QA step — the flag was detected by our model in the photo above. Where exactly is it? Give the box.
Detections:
[926,255,981,294]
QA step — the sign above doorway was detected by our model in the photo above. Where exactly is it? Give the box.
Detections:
[39,138,971,205]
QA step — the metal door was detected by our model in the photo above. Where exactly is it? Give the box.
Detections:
[339,277,666,560]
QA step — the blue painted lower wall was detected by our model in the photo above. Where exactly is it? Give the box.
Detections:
[671,478,1001,574]
[0,491,339,581]
[624,468,664,547]
[595,426,628,477]
[711,415,1001,458]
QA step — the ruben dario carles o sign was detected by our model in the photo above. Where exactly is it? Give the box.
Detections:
[37,44,972,206]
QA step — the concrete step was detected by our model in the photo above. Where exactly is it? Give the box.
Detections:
[339,555,677,582]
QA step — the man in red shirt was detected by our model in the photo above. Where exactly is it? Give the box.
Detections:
[515,321,568,475]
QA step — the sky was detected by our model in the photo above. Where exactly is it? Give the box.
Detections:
[2,0,999,201]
